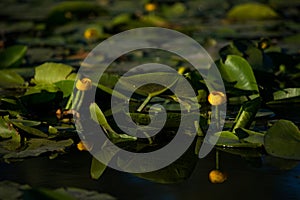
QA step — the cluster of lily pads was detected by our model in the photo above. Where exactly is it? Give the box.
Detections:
[0,35,299,184]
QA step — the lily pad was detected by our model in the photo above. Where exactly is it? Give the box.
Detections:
[264,120,300,160]
[46,1,108,27]
[227,3,279,20]
[273,88,300,101]
[3,138,73,160]
[0,45,27,68]
[31,62,75,84]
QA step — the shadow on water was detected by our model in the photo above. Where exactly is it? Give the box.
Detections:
[1,149,299,200]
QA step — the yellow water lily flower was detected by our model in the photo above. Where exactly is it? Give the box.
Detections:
[76,78,92,91]
[208,91,226,106]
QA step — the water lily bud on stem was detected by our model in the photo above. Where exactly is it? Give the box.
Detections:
[208,91,226,106]
[76,78,92,91]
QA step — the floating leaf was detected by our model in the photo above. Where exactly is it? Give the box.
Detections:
[273,88,300,101]
[31,62,74,84]
[10,119,41,127]
[264,120,300,160]
[46,1,108,27]
[0,45,27,68]
[209,131,262,148]
[10,121,48,138]
[209,131,240,145]
[4,138,73,159]
[0,117,21,151]
[235,128,264,147]
[0,70,25,88]
[0,117,18,139]
[227,3,279,20]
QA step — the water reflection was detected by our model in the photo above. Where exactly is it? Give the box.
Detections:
[0,145,299,200]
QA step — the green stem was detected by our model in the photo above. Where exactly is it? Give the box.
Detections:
[75,91,85,111]
[215,105,220,130]
[137,95,152,112]
[65,92,73,110]
[216,149,219,170]
[72,90,82,110]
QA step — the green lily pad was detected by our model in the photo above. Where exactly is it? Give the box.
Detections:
[0,70,25,88]
[46,1,108,27]
[273,88,300,101]
[3,138,73,160]
[9,119,41,127]
[10,121,48,138]
[235,128,264,147]
[264,120,300,160]
[0,117,18,139]
[209,130,263,148]
[0,45,27,68]
[31,62,75,84]
[0,117,21,151]
[227,3,279,20]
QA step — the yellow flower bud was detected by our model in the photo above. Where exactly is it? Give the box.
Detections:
[209,169,227,184]
[208,91,226,106]
[84,27,101,40]
[177,66,186,75]
[145,3,157,12]
[76,78,92,91]
[77,141,90,151]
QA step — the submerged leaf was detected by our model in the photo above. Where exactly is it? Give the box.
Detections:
[264,120,300,160]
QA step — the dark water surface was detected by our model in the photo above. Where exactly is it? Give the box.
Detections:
[1,150,299,200]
